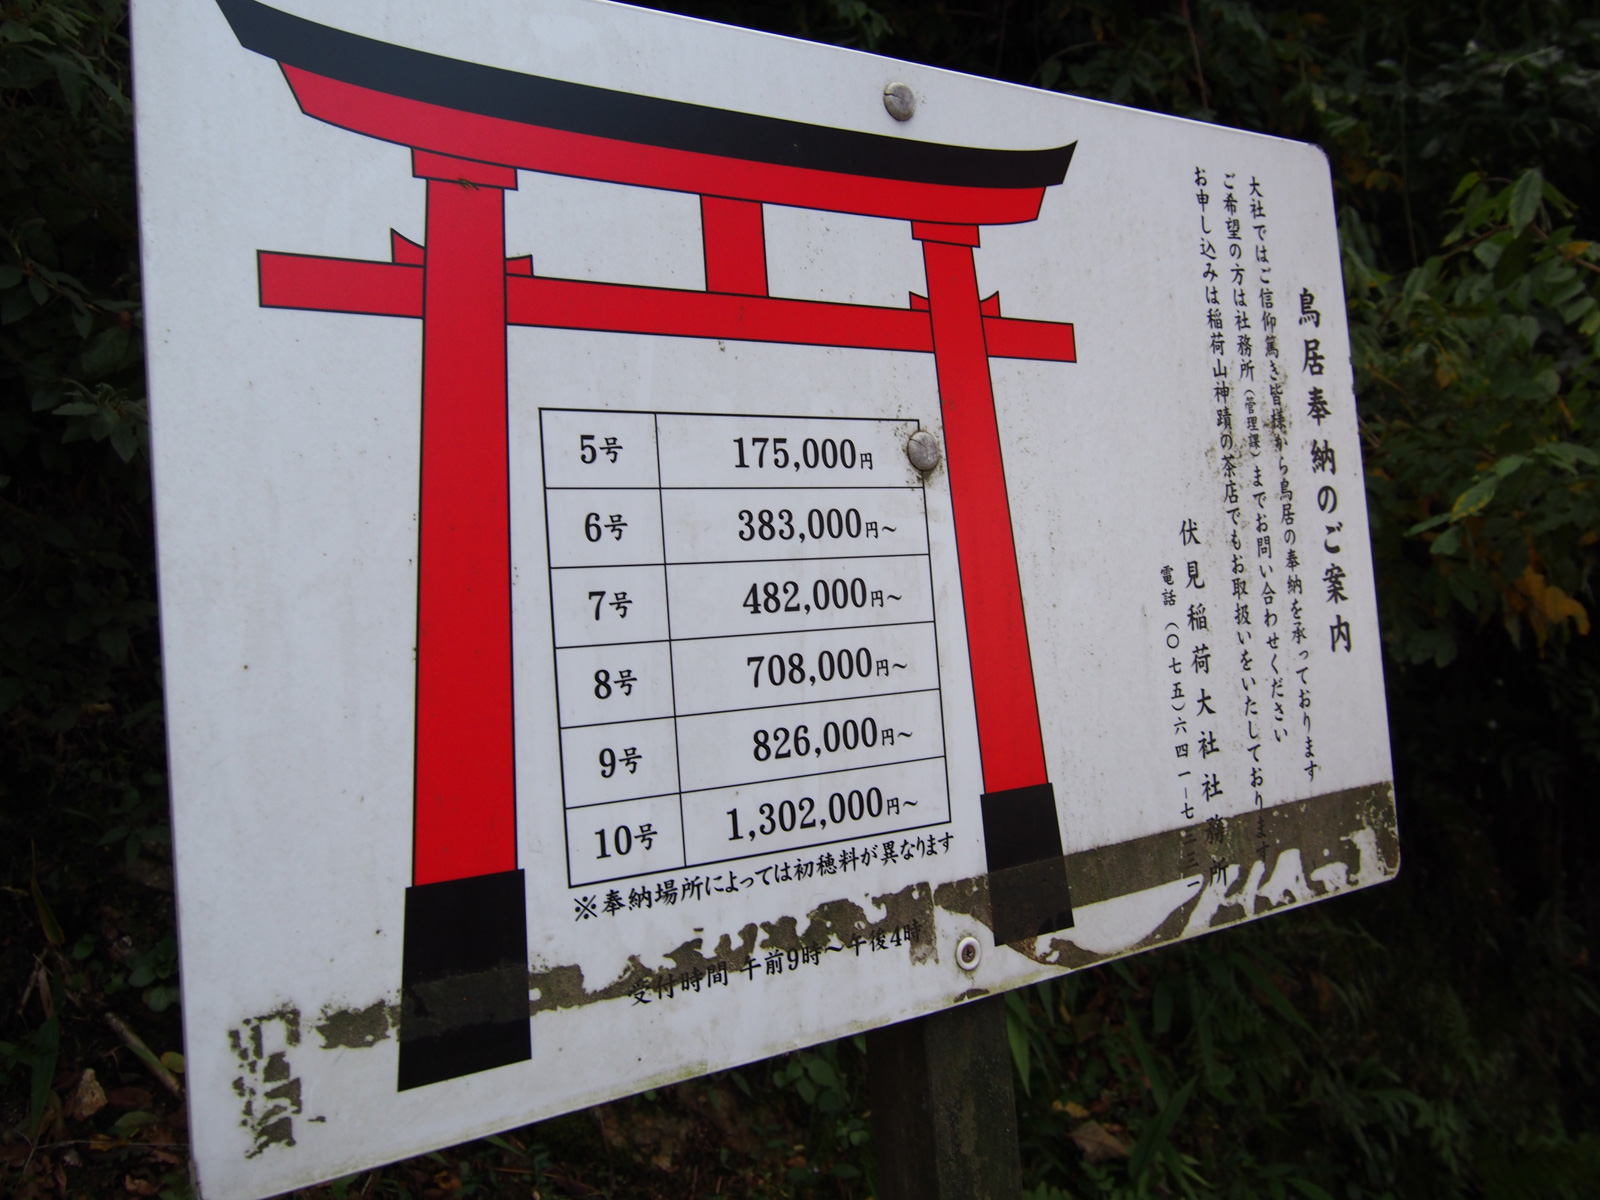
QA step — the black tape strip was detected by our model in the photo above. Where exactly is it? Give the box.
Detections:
[398,869,531,1091]
[987,857,1075,946]
[980,783,1074,945]
[214,0,1075,191]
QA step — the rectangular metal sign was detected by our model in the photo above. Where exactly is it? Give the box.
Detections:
[131,1,1398,1195]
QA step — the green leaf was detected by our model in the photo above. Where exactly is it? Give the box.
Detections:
[1430,525,1463,557]
[52,56,85,114]
[1406,512,1452,536]
[1535,442,1600,472]
[80,326,130,378]
[802,1054,840,1089]
[143,983,180,1013]
[1288,1180,1336,1200]
[110,1109,159,1138]
[1509,168,1544,235]
[1006,1005,1031,1095]
[1153,979,1175,1034]
[1473,239,1505,270]
[109,421,139,463]
[1124,1014,1169,1107]
[1494,232,1535,289]
[1231,953,1312,1032]
[19,1016,60,1137]
[1399,260,1435,313]
[1127,1076,1197,1181]
[1449,172,1483,203]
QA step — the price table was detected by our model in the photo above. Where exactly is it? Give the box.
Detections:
[540,409,953,886]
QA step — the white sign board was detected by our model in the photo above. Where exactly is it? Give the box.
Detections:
[131,1,1398,1195]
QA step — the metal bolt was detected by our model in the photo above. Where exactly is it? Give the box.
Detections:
[956,934,982,971]
[883,82,916,122]
[906,429,941,472]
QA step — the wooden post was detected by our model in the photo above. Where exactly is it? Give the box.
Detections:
[867,996,1024,1200]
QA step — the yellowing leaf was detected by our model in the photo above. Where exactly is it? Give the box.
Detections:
[1511,565,1591,641]
[1450,456,1529,521]
[1070,1120,1130,1163]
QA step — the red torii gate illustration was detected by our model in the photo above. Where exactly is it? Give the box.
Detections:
[219,0,1079,1089]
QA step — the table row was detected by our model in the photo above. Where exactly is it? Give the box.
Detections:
[542,485,930,568]
[557,686,946,808]
[555,620,940,727]
[562,756,952,886]
[540,408,921,491]
[548,553,934,647]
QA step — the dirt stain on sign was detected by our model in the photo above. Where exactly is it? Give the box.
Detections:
[273,783,1396,1139]
[529,883,937,1012]
[228,1005,325,1158]
[1024,783,1398,969]
[316,1000,399,1049]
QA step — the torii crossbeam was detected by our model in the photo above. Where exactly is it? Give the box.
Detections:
[219,0,1079,1090]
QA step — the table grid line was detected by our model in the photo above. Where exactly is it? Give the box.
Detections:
[653,412,690,875]
[549,550,933,570]
[557,684,942,730]
[556,616,937,651]
[545,484,921,492]
[564,752,949,811]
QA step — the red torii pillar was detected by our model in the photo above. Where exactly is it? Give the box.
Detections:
[221,0,1077,1089]
[411,151,520,891]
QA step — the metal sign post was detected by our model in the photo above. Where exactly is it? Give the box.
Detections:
[131,2,1398,1195]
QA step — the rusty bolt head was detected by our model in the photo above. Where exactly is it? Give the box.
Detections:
[956,934,982,971]
[884,82,917,122]
[907,429,941,472]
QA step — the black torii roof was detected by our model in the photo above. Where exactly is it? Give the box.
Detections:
[216,0,1075,192]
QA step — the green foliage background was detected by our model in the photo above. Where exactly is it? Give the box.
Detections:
[3,1,1599,1197]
